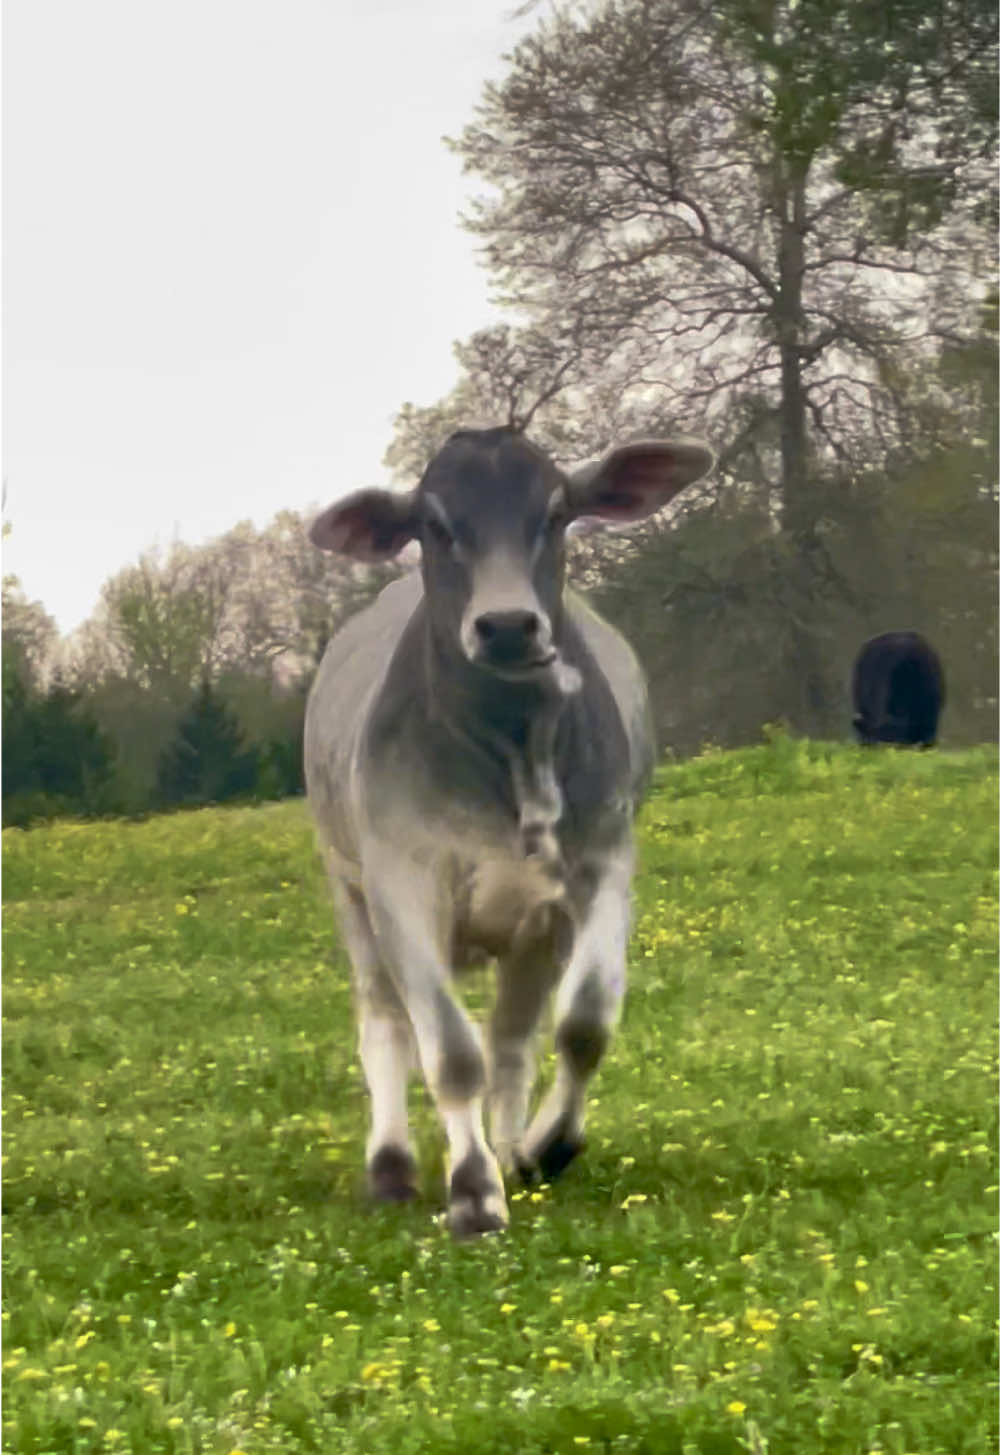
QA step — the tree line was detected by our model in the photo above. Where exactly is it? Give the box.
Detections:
[4,0,997,825]
[2,518,400,826]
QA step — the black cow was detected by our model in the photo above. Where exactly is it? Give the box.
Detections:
[851,632,945,747]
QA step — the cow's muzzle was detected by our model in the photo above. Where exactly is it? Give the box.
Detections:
[471,609,555,674]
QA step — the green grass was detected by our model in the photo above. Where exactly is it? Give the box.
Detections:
[3,738,997,1455]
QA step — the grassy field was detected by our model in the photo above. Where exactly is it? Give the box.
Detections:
[3,737,997,1455]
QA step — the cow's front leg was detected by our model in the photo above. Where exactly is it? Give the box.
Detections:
[520,867,631,1181]
[489,899,571,1174]
[367,871,507,1237]
[419,990,508,1237]
[334,882,418,1201]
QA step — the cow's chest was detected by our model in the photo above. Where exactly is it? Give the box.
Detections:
[450,845,574,970]
[363,683,630,969]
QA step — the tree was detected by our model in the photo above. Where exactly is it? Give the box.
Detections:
[72,515,402,694]
[2,576,58,691]
[248,510,402,672]
[445,0,995,511]
[81,545,237,693]
[60,512,401,811]
[2,651,117,825]
[382,0,996,746]
[155,680,258,809]
[0,575,116,825]
[592,312,998,748]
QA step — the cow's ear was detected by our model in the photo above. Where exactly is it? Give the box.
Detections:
[309,489,419,562]
[566,439,714,523]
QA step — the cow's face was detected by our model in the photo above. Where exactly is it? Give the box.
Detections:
[415,430,568,679]
[309,426,715,681]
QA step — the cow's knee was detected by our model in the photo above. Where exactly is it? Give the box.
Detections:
[517,974,615,1183]
[556,972,612,1077]
[434,990,486,1103]
[556,1016,609,1076]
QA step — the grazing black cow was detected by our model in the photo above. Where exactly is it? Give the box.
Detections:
[851,632,945,747]
[303,427,714,1236]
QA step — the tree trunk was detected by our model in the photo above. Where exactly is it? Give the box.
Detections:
[775,163,832,723]
[775,165,812,536]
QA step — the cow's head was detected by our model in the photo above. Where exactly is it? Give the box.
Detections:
[310,427,713,683]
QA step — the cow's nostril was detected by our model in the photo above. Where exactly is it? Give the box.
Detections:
[475,610,539,644]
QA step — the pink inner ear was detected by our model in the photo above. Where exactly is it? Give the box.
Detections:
[589,453,684,521]
[616,454,680,495]
[587,489,647,521]
[330,513,375,557]
[310,490,417,561]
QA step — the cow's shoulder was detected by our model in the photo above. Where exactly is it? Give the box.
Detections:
[307,573,421,742]
[566,592,648,722]
[562,591,655,802]
[324,570,422,673]
[304,572,424,845]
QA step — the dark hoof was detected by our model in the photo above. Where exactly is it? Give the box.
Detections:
[449,1200,508,1239]
[448,1151,508,1238]
[536,1129,585,1182]
[368,1145,418,1203]
[517,1155,541,1187]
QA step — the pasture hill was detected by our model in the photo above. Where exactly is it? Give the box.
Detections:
[3,738,997,1455]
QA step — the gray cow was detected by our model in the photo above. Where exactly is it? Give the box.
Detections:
[304,427,713,1236]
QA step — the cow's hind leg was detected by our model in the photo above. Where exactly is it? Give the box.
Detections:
[489,943,563,1176]
[520,871,630,1181]
[335,882,418,1202]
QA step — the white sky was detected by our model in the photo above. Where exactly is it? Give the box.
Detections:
[3,0,537,634]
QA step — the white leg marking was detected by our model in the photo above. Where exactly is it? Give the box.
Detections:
[359,1010,415,1163]
[334,882,416,1174]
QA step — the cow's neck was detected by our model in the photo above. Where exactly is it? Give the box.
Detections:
[424,630,578,867]
[506,705,564,866]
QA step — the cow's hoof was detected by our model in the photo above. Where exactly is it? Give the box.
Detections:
[448,1151,508,1238]
[517,1115,586,1183]
[368,1145,419,1202]
[449,1196,508,1238]
[516,1153,541,1186]
[537,1133,585,1181]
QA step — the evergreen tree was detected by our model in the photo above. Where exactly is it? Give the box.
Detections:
[2,661,117,824]
[156,681,258,808]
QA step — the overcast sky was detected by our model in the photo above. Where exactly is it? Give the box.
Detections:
[3,0,537,634]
